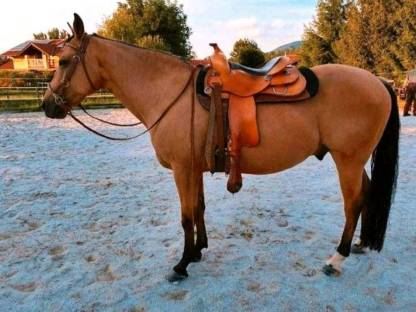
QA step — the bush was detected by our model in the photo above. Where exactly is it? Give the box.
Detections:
[0,70,54,87]
[229,38,265,68]
[238,48,266,68]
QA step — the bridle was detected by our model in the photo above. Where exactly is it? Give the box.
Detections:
[46,33,195,140]
[47,34,96,114]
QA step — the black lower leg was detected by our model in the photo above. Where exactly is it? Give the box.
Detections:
[195,192,208,252]
[173,217,195,276]
[338,197,366,257]
[359,172,371,247]
[337,231,354,257]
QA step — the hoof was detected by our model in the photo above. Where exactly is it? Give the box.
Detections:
[166,270,188,283]
[351,243,366,254]
[227,181,242,194]
[322,264,341,277]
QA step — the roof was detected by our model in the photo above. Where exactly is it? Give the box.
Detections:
[1,39,65,57]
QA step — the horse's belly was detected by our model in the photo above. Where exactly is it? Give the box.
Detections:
[239,104,320,174]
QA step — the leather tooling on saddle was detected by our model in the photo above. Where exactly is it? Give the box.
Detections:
[196,43,319,194]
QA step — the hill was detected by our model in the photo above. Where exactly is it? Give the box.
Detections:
[271,40,302,53]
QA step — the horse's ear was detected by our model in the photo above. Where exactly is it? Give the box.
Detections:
[73,13,85,39]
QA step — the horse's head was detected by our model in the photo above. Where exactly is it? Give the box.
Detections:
[42,13,100,119]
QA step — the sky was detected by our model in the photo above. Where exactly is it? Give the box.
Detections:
[0,0,316,58]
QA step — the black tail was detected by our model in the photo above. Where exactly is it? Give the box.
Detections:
[361,81,400,251]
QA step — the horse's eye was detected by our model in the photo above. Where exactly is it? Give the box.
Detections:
[59,59,70,67]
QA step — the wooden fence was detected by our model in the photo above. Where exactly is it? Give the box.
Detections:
[0,81,121,112]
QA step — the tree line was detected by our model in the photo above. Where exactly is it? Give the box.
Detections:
[228,0,416,81]
[32,0,192,58]
[33,28,68,40]
[30,0,415,81]
[301,0,416,80]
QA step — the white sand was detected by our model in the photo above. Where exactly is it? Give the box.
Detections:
[1,109,415,311]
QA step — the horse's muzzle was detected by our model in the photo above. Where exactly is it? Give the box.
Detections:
[42,98,68,119]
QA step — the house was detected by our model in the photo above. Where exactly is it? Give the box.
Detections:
[0,39,65,71]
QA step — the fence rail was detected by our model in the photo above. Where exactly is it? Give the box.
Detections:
[0,85,121,112]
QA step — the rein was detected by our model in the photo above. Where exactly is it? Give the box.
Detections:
[46,33,195,140]
[70,70,195,140]
[78,103,141,127]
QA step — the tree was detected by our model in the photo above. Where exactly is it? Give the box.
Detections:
[300,0,348,66]
[391,1,416,75]
[301,0,416,80]
[33,32,47,40]
[301,27,335,66]
[335,1,375,70]
[136,35,169,51]
[33,28,68,40]
[335,0,407,79]
[47,28,60,39]
[99,5,137,43]
[364,1,403,78]
[99,0,192,57]
[230,39,265,67]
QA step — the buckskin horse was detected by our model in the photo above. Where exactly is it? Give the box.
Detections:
[42,14,399,282]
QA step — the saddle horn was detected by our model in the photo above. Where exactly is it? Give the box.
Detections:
[209,43,221,52]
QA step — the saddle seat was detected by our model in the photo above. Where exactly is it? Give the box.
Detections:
[203,43,308,194]
[229,57,281,76]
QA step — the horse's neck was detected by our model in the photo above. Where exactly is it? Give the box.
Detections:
[94,38,192,126]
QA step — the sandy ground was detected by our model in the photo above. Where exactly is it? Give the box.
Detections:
[1,109,416,312]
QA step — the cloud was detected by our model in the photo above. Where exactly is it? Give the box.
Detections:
[190,16,309,58]
[0,0,315,58]
[176,0,315,57]
[214,17,263,41]
[0,0,118,53]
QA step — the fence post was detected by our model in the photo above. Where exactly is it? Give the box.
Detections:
[36,84,40,109]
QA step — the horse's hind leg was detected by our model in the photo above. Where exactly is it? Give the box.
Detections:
[323,154,368,276]
[166,168,200,282]
[193,175,208,262]
[351,171,371,254]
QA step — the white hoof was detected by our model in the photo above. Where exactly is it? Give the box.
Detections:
[325,251,345,274]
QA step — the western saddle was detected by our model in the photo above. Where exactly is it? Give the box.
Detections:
[200,43,310,193]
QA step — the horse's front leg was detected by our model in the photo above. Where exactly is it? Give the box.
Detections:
[166,167,201,282]
[193,175,208,262]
